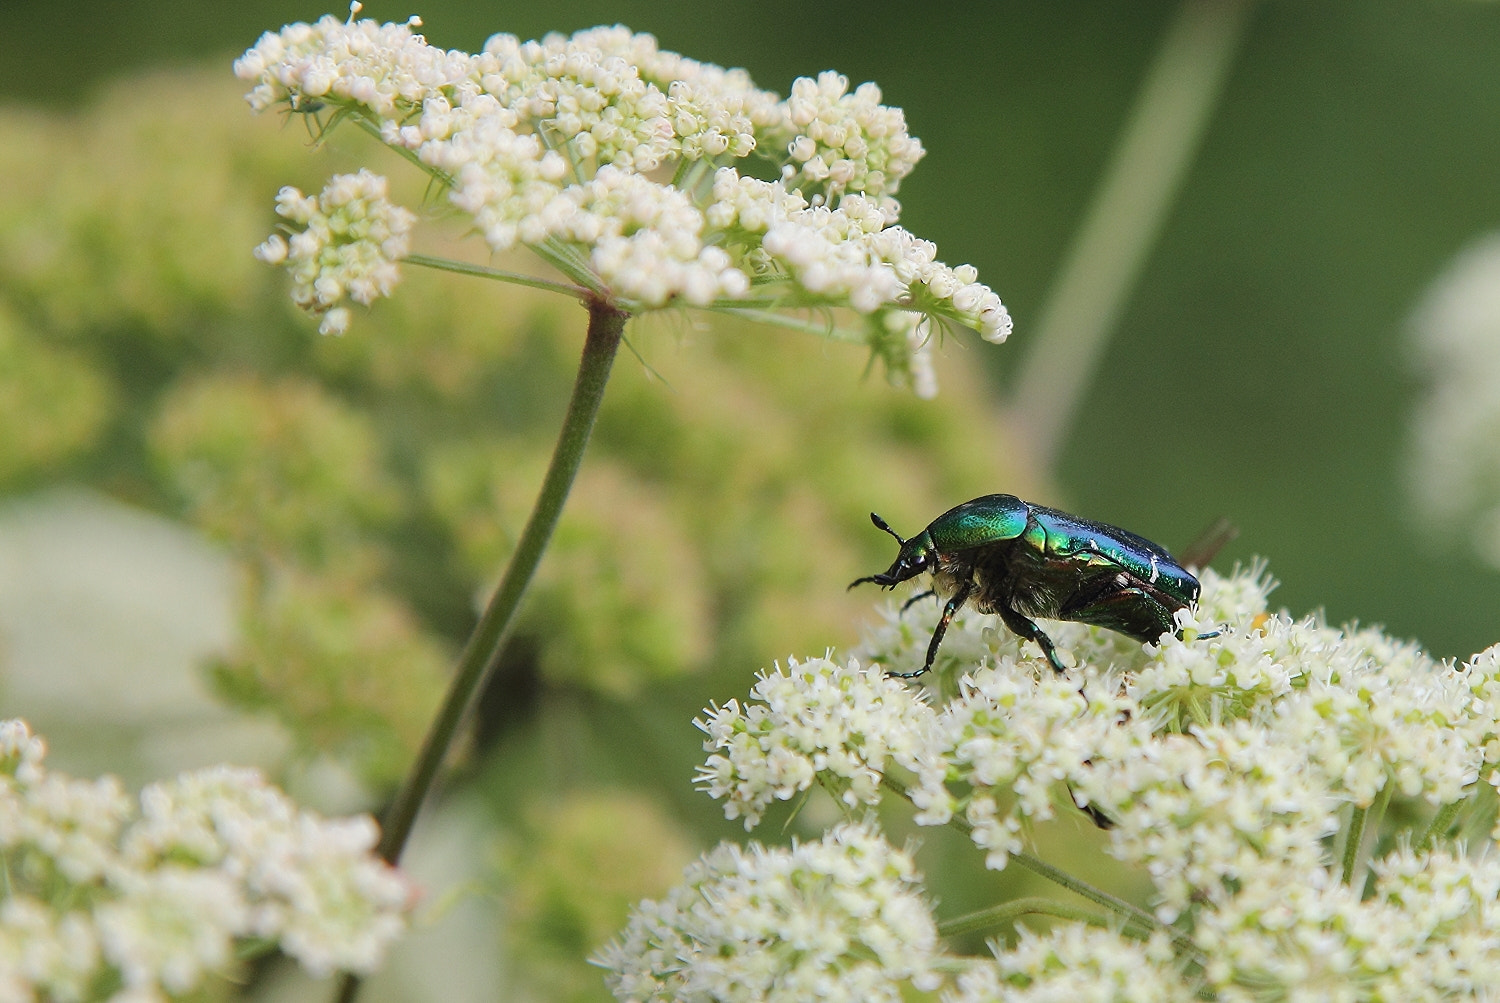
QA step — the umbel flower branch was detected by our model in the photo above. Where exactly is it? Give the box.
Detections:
[235,9,1013,1000]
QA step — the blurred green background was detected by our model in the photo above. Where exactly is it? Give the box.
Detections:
[6,1,1500,651]
[11,0,1491,655]
[3,1,1500,999]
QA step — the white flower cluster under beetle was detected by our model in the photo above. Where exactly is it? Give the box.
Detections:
[596,563,1500,1001]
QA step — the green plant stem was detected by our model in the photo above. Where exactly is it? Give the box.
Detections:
[1340,805,1368,886]
[406,253,592,299]
[1007,849,1198,956]
[1340,782,1391,887]
[1008,0,1256,471]
[937,896,1111,939]
[334,301,625,1003]
[882,776,1202,962]
[1415,798,1466,853]
[1342,781,1393,886]
[379,301,625,862]
[717,306,863,343]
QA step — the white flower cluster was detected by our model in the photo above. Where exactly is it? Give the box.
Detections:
[235,11,467,120]
[1191,845,1500,999]
[235,9,1010,388]
[254,169,416,335]
[594,819,940,1003]
[0,720,409,1000]
[774,72,925,205]
[706,169,1011,344]
[949,926,1191,1003]
[569,25,782,162]
[694,655,934,829]
[558,167,749,307]
[639,564,1500,999]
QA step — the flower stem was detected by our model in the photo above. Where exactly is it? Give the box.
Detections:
[1341,804,1367,885]
[1342,781,1392,886]
[937,896,1111,939]
[883,775,1203,962]
[1415,798,1466,853]
[377,301,626,865]
[336,302,624,1003]
[717,306,864,343]
[406,253,593,299]
[1007,849,1199,961]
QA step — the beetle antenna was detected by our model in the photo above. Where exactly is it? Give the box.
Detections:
[869,512,906,546]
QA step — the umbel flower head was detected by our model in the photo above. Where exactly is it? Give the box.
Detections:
[606,564,1500,1000]
[235,6,1011,395]
[254,169,416,335]
[0,719,410,999]
[594,819,941,1003]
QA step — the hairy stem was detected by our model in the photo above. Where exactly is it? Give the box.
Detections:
[1415,798,1466,853]
[335,302,625,1003]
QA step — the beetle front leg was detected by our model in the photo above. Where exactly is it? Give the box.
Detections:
[997,605,1068,675]
[889,581,973,679]
[900,589,936,613]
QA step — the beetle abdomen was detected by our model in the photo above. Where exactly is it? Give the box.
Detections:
[1030,505,1200,608]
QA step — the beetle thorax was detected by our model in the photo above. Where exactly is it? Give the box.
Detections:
[929,553,973,601]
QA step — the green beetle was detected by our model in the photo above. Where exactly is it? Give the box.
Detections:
[850,493,1214,677]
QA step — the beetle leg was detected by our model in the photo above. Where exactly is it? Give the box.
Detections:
[900,589,936,613]
[1069,780,1114,829]
[888,581,972,679]
[1059,578,1177,646]
[996,605,1068,675]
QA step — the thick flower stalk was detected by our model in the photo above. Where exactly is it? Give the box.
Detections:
[0,719,410,1000]
[602,564,1500,1000]
[235,6,1011,396]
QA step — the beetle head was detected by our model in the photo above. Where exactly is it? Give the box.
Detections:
[848,512,935,590]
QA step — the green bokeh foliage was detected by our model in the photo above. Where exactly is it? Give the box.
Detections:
[0,68,1030,787]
